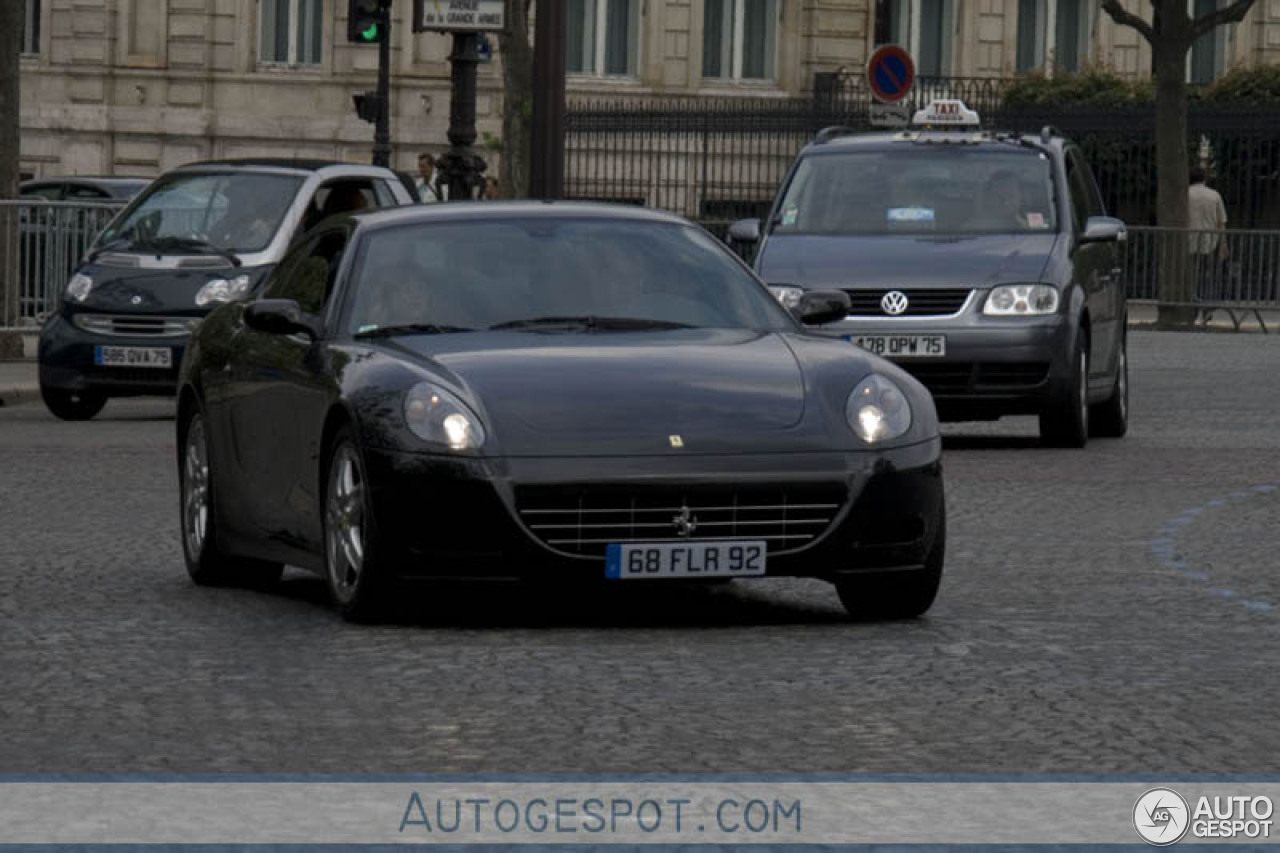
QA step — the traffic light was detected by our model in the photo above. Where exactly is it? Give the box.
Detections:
[347,0,383,43]
[353,91,383,123]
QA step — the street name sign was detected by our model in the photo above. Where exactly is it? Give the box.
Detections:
[413,0,505,32]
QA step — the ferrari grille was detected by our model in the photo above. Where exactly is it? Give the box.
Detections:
[515,484,847,558]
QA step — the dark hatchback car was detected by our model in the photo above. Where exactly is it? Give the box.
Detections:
[176,203,946,622]
[732,101,1128,448]
[37,159,414,421]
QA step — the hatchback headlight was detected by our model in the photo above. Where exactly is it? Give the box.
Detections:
[195,275,252,307]
[847,373,912,444]
[65,273,94,303]
[768,285,805,310]
[404,383,487,451]
[984,284,1059,316]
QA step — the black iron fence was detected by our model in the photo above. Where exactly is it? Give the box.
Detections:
[565,77,1280,234]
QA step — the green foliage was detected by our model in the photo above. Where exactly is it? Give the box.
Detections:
[1001,68,1154,110]
[480,131,503,153]
[1203,64,1280,103]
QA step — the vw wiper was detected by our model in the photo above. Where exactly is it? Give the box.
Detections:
[354,323,475,338]
[143,236,242,267]
[489,315,693,332]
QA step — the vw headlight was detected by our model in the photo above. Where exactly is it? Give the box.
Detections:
[404,383,487,451]
[847,373,912,444]
[65,273,94,303]
[768,285,805,310]
[983,284,1059,316]
[195,275,253,307]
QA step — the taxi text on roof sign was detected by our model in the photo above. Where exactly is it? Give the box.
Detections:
[911,99,981,127]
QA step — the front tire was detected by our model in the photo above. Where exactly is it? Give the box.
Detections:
[179,407,283,588]
[835,513,945,620]
[323,426,394,622]
[1040,332,1089,448]
[41,384,106,421]
[1089,334,1128,438]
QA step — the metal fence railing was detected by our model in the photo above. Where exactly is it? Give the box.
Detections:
[1120,225,1280,329]
[0,200,124,328]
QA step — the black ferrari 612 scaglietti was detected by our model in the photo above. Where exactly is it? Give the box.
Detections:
[176,202,946,622]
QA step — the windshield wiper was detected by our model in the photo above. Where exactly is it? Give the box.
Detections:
[354,323,475,338]
[489,315,694,332]
[86,236,137,263]
[141,236,242,267]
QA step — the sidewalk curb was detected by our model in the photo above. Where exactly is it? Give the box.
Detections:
[0,385,39,409]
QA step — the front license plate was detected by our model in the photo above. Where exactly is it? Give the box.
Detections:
[605,541,767,579]
[849,334,946,358]
[93,346,172,368]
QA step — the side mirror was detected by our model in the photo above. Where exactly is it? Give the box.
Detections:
[1080,216,1126,245]
[244,299,318,339]
[728,218,762,244]
[796,289,851,326]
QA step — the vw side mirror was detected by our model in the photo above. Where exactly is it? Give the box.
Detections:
[1081,216,1126,245]
[728,218,762,244]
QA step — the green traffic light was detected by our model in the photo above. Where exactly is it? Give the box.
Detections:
[361,21,379,41]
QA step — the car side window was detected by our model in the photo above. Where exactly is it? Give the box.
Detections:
[300,180,377,234]
[20,184,63,200]
[65,185,112,200]
[1065,148,1104,230]
[265,229,350,315]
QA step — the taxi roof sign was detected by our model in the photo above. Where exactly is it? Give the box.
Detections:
[911,99,981,127]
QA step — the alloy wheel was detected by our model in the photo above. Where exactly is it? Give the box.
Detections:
[326,445,366,603]
[183,416,209,561]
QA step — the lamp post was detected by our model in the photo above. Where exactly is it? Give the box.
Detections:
[436,32,486,201]
[530,0,566,199]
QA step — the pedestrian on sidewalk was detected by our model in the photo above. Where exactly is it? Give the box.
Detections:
[1189,164,1229,306]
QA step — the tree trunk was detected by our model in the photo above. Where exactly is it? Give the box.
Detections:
[498,0,534,199]
[1152,40,1196,326]
[0,0,24,328]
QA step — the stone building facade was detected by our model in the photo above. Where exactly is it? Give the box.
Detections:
[17,0,1280,180]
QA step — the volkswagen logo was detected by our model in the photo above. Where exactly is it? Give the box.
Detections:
[131,295,143,306]
[881,290,909,316]
[672,506,698,539]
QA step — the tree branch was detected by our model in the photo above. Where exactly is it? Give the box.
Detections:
[1100,0,1155,44]
[1190,0,1256,39]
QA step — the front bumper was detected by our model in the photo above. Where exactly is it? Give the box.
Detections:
[360,442,945,583]
[812,312,1072,419]
[38,313,186,398]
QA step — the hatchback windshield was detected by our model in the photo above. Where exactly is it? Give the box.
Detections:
[347,218,792,334]
[100,172,304,253]
[773,149,1057,236]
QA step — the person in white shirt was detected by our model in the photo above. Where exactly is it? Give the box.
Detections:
[415,152,448,203]
[1188,164,1228,302]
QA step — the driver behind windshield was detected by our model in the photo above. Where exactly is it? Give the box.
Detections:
[206,182,285,249]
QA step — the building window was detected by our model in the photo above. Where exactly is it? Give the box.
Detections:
[22,0,40,54]
[259,0,323,65]
[1054,0,1086,72]
[566,0,639,76]
[1190,0,1228,84]
[1015,0,1088,75]
[703,0,778,81]
[874,0,909,47]
[872,0,951,76]
[1016,0,1043,73]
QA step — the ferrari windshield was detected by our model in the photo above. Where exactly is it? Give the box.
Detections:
[773,148,1058,236]
[99,172,304,253]
[347,218,792,334]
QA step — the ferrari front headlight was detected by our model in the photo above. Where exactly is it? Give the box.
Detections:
[404,383,487,451]
[846,373,912,444]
